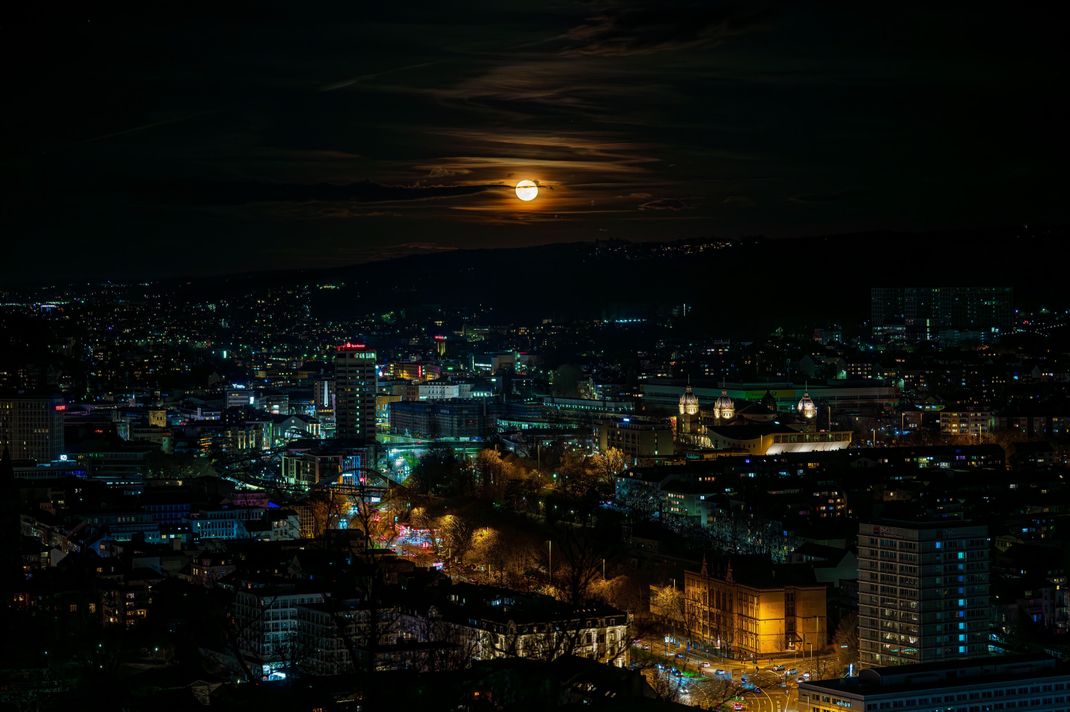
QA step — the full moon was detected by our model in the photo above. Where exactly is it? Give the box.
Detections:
[514,179,539,202]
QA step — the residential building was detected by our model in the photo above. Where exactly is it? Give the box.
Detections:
[858,520,991,667]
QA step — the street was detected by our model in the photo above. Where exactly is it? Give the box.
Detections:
[632,633,838,711]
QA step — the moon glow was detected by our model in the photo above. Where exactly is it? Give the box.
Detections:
[514,179,539,202]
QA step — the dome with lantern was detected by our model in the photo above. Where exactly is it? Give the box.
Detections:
[797,391,817,419]
[713,389,735,420]
[678,385,700,416]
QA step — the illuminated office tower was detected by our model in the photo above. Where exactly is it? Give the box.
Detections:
[334,343,377,442]
[0,394,65,461]
[858,521,990,668]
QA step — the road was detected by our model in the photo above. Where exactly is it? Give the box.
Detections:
[634,634,836,711]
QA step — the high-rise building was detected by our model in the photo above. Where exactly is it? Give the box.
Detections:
[858,520,990,668]
[0,394,65,462]
[334,343,377,442]
[870,287,1012,344]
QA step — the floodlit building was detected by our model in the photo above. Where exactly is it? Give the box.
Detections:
[414,584,629,666]
[685,559,828,660]
[703,424,852,455]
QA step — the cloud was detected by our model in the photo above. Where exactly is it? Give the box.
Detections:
[789,188,866,204]
[639,198,688,211]
[722,195,756,207]
[424,166,473,178]
[140,179,501,206]
[562,2,769,57]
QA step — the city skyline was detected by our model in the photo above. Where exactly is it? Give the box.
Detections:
[4,4,1070,711]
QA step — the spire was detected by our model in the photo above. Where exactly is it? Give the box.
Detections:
[724,559,734,583]
[700,554,708,577]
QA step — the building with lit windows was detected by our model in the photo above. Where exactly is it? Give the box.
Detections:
[870,286,1013,345]
[296,600,404,676]
[685,559,828,660]
[939,411,995,437]
[389,399,492,439]
[858,520,990,668]
[0,394,65,462]
[417,382,472,400]
[233,582,325,676]
[412,583,629,666]
[598,418,675,462]
[334,343,377,442]
[799,654,1070,712]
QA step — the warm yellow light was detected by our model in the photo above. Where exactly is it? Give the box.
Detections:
[515,179,538,202]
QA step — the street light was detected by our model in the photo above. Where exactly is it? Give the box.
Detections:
[547,540,553,586]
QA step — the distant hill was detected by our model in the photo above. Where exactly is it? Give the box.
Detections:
[175,225,1062,333]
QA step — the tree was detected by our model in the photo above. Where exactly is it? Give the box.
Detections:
[550,527,605,604]
[650,584,684,627]
[589,447,627,488]
[689,676,741,710]
[410,445,468,496]
[473,448,508,500]
[346,472,398,553]
[305,489,350,540]
[832,611,859,670]
[437,514,473,568]
[591,574,643,613]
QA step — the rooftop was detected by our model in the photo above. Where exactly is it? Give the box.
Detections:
[802,655,1066,697]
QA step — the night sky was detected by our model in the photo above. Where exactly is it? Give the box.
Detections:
[3,2,1067,283]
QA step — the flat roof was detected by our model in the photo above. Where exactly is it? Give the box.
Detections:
[803,655,1066,697]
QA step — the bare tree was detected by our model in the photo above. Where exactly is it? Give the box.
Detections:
[551,527,604,605]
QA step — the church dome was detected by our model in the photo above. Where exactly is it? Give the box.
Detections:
[797,392,817,419]
[713,389,735,420]
[679,385,699,416]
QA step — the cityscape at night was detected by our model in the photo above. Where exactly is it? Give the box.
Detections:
[3,3,1070,712]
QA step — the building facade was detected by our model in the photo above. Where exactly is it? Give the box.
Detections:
[334,343,377,441]
[0,394,65,462]
[870,286,1013,344]
[858,520,991,667]
[684,563,828,660]
[800,655,1070,712]
[598,419,675,461]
